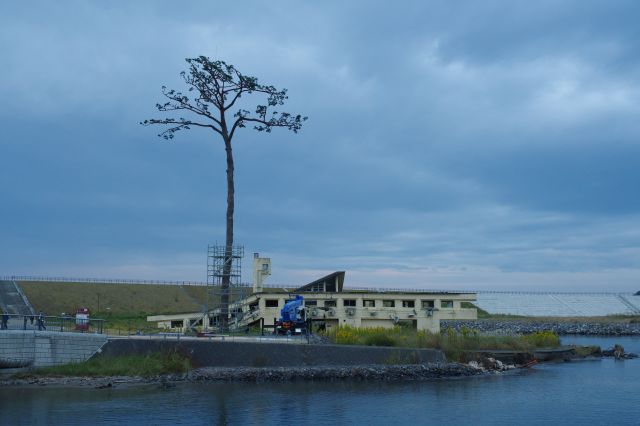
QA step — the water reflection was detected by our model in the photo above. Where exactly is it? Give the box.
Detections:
[0,336,638,425]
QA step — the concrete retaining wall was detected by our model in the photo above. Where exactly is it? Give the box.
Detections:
[100,338,445,367]
[0,331,107,368]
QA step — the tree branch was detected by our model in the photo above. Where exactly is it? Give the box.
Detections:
[141,118,222,139]
[224,85,245,111]
[160,89,223,128]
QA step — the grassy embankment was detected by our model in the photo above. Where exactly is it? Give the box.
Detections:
[19,281,251,334]
[19,281,209,315]
[14,350,192,378]
[324,325,560,362]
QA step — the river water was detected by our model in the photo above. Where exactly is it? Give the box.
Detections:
[0,336,638,426]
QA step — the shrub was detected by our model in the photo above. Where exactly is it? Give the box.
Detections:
[364,332,396,347]
[16,349,192,378]
[522,331,560,348]
[322,325,561,363]
[333,326,360,345]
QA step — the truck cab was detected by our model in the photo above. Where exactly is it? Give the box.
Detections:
[275,295,307,335]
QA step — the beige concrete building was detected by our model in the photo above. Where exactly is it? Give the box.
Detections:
[148,271,477,333]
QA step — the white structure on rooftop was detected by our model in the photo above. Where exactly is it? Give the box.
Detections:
[252,252,271,294]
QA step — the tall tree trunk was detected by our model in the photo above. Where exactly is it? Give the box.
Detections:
[220,136,234,331]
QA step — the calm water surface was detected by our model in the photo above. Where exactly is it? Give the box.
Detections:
[0,336,638,426]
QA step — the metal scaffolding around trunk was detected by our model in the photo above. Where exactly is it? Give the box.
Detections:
[206,244,245,332]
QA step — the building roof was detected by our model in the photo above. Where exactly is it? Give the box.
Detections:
[256,270,476,297]
[295,271,345,293]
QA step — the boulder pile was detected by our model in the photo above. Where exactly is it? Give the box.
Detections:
[0,363,486,387]
[442,320,640,336]
[188,363,484,382]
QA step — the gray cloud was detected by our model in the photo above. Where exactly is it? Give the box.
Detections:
[1,1,639,291]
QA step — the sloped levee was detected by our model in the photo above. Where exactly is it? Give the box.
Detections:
[0,331,107,368]
[100,339,446,367]
[0,280,35,316]
[475,292,640,316]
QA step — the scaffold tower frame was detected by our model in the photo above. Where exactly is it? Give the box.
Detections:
[206,244,245,332]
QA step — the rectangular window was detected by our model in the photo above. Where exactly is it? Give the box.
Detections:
[363,299,375,308]
[402,300,415,308]
[382,300,395,308]
[170,320,183,328]
[325,300,337,307]
[441,300,454,309]
[343,299,356,307]
[421,300,434,309]
[265,299,279,308]
[305,300,317,306]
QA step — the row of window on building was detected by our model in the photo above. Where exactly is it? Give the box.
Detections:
[264,299,455,309]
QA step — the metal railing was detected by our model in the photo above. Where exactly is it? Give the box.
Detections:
[86,321,313,344]
[105,331,313,344]
[0,314,104,334]
[3,275,290,289]
[2,275,209,286]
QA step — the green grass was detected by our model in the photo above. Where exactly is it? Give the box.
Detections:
[14,350,191,378]
[18,281,252,318]
[324,325,561,362]
[19,281,209,316]
[100,314,158,335]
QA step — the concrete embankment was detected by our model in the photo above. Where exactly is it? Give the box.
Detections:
[100,337,445,367]
[0,330,107,368]
[442,320,640,336]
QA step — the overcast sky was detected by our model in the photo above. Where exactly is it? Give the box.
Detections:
[1,1,639,291]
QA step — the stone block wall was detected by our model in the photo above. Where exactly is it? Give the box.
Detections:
[0,330,107,367]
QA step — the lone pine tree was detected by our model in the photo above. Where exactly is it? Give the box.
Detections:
[142,56,307,329]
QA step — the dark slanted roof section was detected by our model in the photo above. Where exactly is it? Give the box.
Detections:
[296,271,345,293]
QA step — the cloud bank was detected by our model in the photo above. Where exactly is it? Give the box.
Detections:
[1,1,639,291]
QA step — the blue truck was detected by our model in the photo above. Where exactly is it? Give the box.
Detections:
[275,295,308,335]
